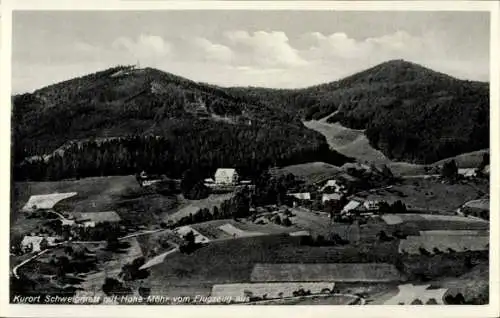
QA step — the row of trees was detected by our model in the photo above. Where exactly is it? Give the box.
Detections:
[14,120,350,182]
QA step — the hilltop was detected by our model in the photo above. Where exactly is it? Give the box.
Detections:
[12,60,489,181]
[12,66,351,181]
[229,60,489,164]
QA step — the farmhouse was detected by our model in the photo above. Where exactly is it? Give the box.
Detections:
[72,211,121,228]
[458,168,477,178]
[322,193,342,203]
[21,235,58,253]
[214,168,239,185]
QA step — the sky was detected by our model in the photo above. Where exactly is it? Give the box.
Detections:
[12,10,490,93]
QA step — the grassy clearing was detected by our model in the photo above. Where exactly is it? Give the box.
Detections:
[272,162,343,185]
[13,176,178,229]
[304,120,488,175]
[432,149,489,169]
[379,213,489,231]
[190,219,295,240]
[303,120,424,175]
[363,178,489,212]
[165,193,234,223]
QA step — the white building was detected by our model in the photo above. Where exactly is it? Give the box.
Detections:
[458,168,477,178]
[321,180,346,193]
[322,193,342,203]
[214,168,239,185]
[363,200,380,210]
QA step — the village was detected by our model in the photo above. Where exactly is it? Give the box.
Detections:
[10,157,490,305]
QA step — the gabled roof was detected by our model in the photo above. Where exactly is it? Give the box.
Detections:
[342,200,362,212]
[215,168,237,177]
[322,193,342,201]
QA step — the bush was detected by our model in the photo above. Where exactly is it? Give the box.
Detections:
[102,278,131,296]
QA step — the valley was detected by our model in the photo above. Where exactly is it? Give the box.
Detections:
[9,60,490,306]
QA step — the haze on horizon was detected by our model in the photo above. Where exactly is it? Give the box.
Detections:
[12,10,490,94]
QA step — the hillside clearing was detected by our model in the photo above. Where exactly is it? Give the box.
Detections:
[304,120,425,175]
[218,223,265,238]
[165,193,234,223]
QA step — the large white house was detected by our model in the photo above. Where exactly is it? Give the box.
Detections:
[214,168,239,185]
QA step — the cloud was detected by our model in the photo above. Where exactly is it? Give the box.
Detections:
[112,34,172,59]
[188,37,234,63]
[224,30,308,68]
[12,29,489,93]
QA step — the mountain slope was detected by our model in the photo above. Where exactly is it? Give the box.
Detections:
[12,65,352,181]
[229,60,489,164]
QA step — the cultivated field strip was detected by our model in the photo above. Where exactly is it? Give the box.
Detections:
[250,263,403,282]
[211,282,335,299]
[22,192,78,211]
[418,230,488,236]
[398,235,489,255]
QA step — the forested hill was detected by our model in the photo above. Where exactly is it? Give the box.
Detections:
[12,65,352,181]
[228,60,490,164]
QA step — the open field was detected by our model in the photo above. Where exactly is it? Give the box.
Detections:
[146,234,400,295]
[190,219,296,240]
[165,193,235,223]
[432,149,489,169]
[379,213,489,231]
[250,263,403,283]
[363,178,488,212]
[13,176,178,227]
[398,235,489,255]
[463,198,489,210]
[271,162,344,185]
[211,282,335,299]
[303,120,425,175]
[304,120,488,175]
